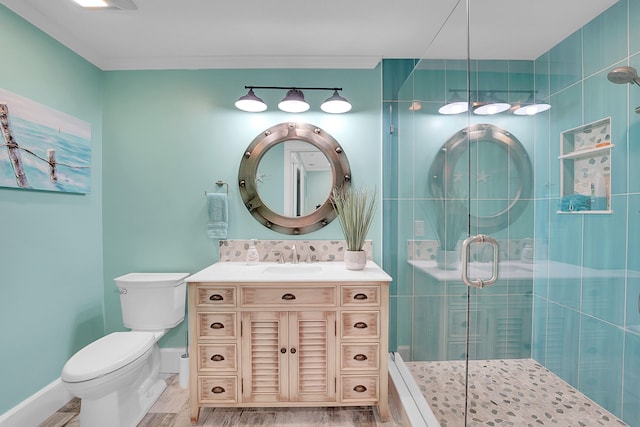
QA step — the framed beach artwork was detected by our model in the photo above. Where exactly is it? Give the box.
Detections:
[0,88,91,193]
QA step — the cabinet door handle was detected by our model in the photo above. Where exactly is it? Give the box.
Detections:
[290,347,297,354]
[354,321,368,329]
[211,386,225,394]
[353,354,368,361]
[353,293,368,300]
[209,294,224,301]
[280,347,287,354]
[210,322,225,329]
[281,293,296,300]
[353,385,367,393]
[210,354,225,362]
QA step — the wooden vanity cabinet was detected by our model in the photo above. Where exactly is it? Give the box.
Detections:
[188,280,389,424]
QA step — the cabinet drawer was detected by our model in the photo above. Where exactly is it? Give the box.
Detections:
[341,343,379,371]
[198,344,237,372]
[241,286,336,306]
[341,375,379,402]
[196,286,236,306]
[197,312,237,339]
[198,376,238,404]
[341,311,380,339]
[341,286,380,307]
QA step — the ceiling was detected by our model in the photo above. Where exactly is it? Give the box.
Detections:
[1,0,618,70]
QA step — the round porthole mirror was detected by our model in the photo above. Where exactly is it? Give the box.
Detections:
[238,122,351,235]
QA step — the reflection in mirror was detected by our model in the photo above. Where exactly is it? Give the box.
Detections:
[258,141,332,217]
[428,124,532,234]
[238,122,351,235]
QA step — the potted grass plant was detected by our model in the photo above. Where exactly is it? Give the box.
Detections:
[428,196,467,270]
[332,186,376,270]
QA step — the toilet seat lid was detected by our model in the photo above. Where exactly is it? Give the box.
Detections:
[62,332,155,383]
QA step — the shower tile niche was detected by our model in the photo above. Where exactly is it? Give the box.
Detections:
[558,117,612,214]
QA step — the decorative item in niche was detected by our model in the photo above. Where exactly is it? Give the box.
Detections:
[0,88,91,193]
[559,118,612,213]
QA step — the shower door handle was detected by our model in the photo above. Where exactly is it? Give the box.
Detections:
[461,234,499,289]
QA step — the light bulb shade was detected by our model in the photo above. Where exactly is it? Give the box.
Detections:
[235,88,267,112]
[439,101,469,115]
[74,0,109,6]
[513,102,551,115]
[321,91,352,113]
[278,89,310,113]
[473,102,511,115]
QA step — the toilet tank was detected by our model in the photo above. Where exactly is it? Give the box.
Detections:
[115,272,190,331]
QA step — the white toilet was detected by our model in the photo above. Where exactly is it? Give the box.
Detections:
[61,272,189,427]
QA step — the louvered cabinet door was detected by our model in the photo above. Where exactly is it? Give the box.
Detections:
[241,311,288,403]
[288,311,336,403]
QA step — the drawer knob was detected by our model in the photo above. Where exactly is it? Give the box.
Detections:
[210,322,225,329]
[211,386,225,394]
[281,293,296,300]
[353,293,368,300]
[353,353,368,361]
[290,347,297,354]
[354,321,368,329]
[353,385,367,393]
[210,354,225,362]
[280,347,287,354]
[209,294,224,301]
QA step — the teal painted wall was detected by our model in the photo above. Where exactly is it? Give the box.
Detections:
[101,70,383,345]
[0,6,104,414]
[0,6,383,417]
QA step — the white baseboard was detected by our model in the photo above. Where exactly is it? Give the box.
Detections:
[0,378,72,427]
[0,347,186,427]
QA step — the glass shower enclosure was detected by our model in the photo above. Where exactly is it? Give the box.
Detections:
[385,0,635,425]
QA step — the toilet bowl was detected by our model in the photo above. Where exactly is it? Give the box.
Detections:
[61,272,189,427]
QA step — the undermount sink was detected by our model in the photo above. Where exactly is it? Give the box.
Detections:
[262,264,323,275]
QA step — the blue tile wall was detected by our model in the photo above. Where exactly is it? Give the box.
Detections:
[550,30,583,95]
[623,331,640,424]
[578,315,624,416]
[583,0,628,78]
[381,1,638,421]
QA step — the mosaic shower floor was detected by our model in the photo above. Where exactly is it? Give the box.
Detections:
[405,359,628,427]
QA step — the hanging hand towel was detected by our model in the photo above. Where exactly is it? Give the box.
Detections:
[207,192,228,239]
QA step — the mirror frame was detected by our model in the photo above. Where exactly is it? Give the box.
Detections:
[428,123,533,233]
[238,122,351,235]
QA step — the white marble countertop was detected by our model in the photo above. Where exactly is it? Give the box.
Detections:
[409,259,636,282]
[186,260,392,283]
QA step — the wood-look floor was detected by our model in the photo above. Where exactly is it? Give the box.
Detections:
[39,375,405,427]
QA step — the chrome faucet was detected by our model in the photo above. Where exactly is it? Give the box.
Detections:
[273,251,285,264]
[291,244,299,264]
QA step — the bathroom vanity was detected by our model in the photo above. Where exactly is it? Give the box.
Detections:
[185,261,392,423]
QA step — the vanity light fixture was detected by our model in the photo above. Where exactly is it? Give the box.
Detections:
[235,88,267,112]
[278,89,310,113]
[513,94,551,116]
[321,90,352,113]
[439,91,469,115]
[235,86,352,113]
[73,0,109,6]
[473,92,511,115]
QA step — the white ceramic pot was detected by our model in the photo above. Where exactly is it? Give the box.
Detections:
[344,250,367,270]
[436,249,460,270]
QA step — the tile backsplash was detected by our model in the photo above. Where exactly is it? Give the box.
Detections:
[219,239,373,263]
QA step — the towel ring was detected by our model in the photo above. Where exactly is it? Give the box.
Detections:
[205,180,228,196]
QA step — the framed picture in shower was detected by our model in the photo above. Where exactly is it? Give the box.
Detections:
[0,88,91,194]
